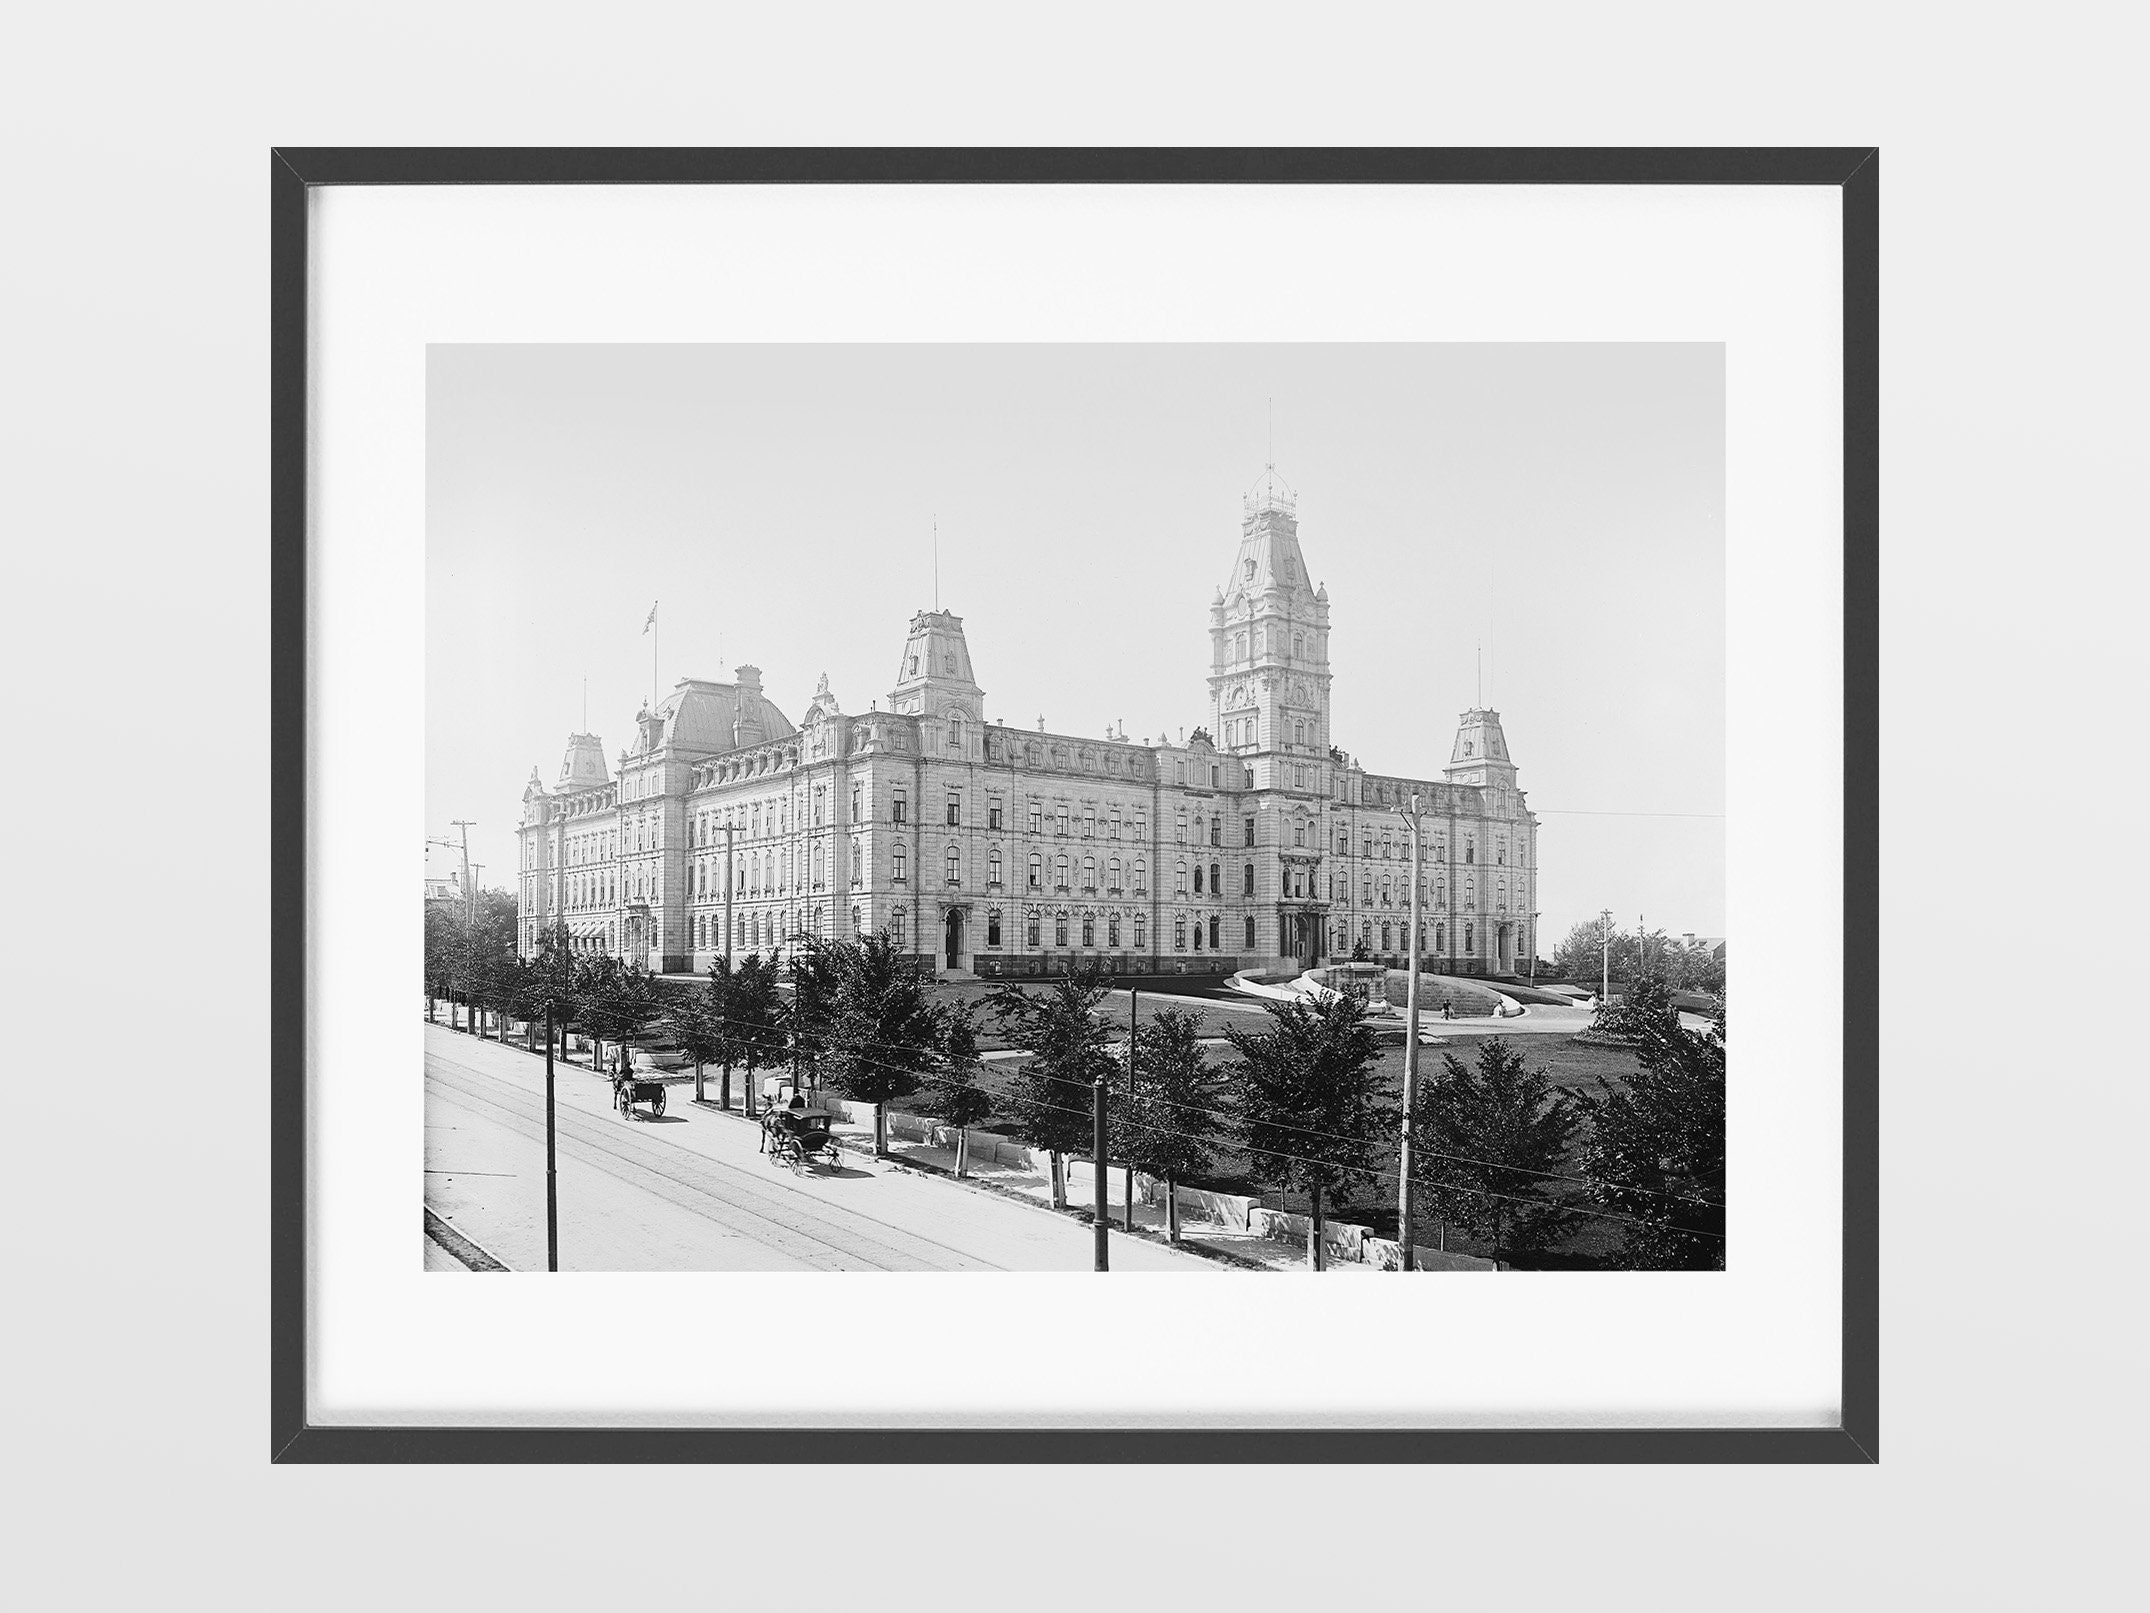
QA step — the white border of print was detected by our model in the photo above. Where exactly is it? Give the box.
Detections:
[312,182,1839,1426]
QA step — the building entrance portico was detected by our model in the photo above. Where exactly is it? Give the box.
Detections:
[943,907,965,972]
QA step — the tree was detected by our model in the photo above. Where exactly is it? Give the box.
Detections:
[785,940,844,1104]
[519,923,582,1056]
[423,902,462,1022]
[1592,970,1679,1042]
[933,1001,995,1178]
[1413,1037,1584,1265]
[1227,990,1384,1269]
[1551,919,1614,986]
[706,951,788,1111]
[817,933,942,1158]
[1123,1005,1228,1243]
[990,962,1118,1209]
[1578,996,1726,1270]
[578,954,662,1075]
[466,890,522,1040]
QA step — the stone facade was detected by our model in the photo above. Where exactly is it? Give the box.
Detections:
[516,475,1539,978]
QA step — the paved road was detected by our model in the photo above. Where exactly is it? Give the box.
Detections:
[424,1023,1216,1272]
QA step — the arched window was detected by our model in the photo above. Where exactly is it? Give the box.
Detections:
[1208,916,1220,950]
[1174,913,1187,950]
[1244,916,1256,949]
[946,848,961,885]
[1108,856,1121,891]
[1176,860,1188,894]
[893,845,907,883]
[1209,817,1221,847]
[988,847,1003,885]
[1133,858,1148,893]
[1244,863,1255,897]
[1194,864,1204,894]
[1028,852,1042,888]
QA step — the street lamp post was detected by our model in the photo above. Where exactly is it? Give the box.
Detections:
[1393,793,1425,1270]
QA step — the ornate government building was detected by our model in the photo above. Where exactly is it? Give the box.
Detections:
[516,475,1539,979]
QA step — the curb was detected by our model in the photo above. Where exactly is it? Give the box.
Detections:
[424,1206,511,1272]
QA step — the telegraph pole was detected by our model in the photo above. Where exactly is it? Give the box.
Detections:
[1093,1075,1110,1271]
[544,999,559,1271]
[451,820,475,1032]
[1600,907,1614,1005]
[1125,988,1139,1233]
[721,820,736,1108]
[1394,793,1425,1269]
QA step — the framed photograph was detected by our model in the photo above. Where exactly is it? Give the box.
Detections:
[272,148,1877,1460]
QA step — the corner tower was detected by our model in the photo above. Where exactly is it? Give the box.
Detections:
[1207,468,1332,775]
[890,608,986,758]
[1443,708,1518,788]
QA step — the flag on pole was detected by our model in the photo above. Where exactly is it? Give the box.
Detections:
[644,601,658,634]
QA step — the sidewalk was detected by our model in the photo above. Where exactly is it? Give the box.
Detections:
[814,1108,1367,1273]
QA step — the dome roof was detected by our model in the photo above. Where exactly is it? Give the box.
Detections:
[648,669,797,756]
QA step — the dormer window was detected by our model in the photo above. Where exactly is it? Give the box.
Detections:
[908,655,919,675]
[1243,559,1255,579]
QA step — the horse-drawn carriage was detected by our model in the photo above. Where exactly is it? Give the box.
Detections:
[759,1081,841,1170]
[612,1069,668,1119]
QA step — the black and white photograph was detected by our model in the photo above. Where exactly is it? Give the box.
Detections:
[423,342,1726,1276]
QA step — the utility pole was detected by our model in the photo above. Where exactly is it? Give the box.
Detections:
[451,821,475,1032]
[721,820,736,1109]
[1394,793,1425,1269]
[1600,907,1614,1005]
[469,863,486,1035]
[1093,1075,1110,1272]
[544,1000,559,1271]
[1125,988,1138,1233]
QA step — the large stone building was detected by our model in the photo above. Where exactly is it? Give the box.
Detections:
[515,474,1540,979]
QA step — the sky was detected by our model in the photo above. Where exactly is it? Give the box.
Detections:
[427,344,1724,949]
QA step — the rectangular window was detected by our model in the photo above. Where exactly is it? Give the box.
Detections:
[1055,915,1069,946]
[1083,809,1095,838]
[1027,914,1041,947]
[1134,915,1147,948]
[987,912,1002,947]
[946,795,960,826]
[1209,916,1220,950]
[893,846,907,882]
[892,789,907,824]
[1029,805,1042,834]
[851,784,861,818]
[1057,807,1069,836]
[1244,817,1255,846]
[1082,915,1095,947]
[988,803,1003,831]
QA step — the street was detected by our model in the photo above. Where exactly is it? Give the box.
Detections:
[423,1021,1217,1271]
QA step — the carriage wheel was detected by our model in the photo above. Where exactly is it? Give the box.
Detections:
[653,1088,666,1116]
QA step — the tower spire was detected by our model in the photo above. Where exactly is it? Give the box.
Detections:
[933,514,939,610]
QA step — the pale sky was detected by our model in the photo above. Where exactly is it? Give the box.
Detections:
[427,344,1724,949]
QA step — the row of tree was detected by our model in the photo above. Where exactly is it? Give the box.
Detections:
[422,905,1723,1269]
[1549,920,1726,996]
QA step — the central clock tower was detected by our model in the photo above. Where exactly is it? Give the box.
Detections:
[1206,467,1332,787]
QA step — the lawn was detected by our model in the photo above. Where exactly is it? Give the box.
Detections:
[908,978,1660,1269]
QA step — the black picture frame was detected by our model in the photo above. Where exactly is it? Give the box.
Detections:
[271,146,1878,1464]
